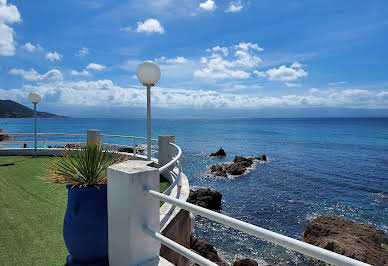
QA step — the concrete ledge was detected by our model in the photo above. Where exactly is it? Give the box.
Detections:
[160,168,191,266]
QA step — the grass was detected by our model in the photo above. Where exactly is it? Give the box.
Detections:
[0,156,170,266]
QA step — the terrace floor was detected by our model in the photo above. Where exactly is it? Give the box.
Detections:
[0,156,170,265]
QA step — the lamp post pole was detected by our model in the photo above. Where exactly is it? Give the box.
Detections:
[136,61,161,162]
[147,84,151,161]
[28,92,41,157]
[34,103,37,157]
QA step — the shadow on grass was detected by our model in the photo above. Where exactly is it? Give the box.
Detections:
[0,156,35,167]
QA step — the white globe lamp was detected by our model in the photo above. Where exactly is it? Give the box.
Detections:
[136,61,161,86]
[136,61,161,160]
[28,92,42,104]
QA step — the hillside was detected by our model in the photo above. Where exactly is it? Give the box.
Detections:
[0,100,65,118]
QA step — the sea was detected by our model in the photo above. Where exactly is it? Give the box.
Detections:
[1,117,387,265]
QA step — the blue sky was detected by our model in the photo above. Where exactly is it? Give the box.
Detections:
[0,0,387,117]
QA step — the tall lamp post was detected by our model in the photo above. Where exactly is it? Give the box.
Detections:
[136,61,161,161]
[28,92,42,157]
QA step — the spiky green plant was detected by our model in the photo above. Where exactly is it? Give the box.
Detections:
[44,144,124,187]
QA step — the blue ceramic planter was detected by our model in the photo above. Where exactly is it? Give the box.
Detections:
[64,184,108,266]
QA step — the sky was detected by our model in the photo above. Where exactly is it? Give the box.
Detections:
[0,0,387,118]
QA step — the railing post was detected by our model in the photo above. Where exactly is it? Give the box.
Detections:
[158,135,175,169]
[133,139,137,157]
[87,129,102,145]
[44,135,46,149]
[107,160,161,266]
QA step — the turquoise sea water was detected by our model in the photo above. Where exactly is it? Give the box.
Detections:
[1,117,387,265]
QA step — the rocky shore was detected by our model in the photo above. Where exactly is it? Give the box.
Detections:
[210,155,267,177]
[304,215,388,265]
[187,188,388,265]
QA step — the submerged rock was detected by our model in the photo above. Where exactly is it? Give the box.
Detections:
[232,259,258,266]
[210,155,267,177]
[303,215,388,265]
[210,148,227,157]
[190,234,228,266]
[118,146,145,153]
[187,188,222,211]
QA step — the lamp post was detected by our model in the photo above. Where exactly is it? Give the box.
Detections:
[28,92,41,157]
[136,61,161,161]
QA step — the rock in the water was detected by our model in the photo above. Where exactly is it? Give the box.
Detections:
[210,148,227,157]
[190,234,228,266]
[304,215,388,265]
[232,259,258,266]
[187,188,222,211]
[118,146,144,153]
[0,129,11,141]
[65,143,80,149]
[209,155,267,177]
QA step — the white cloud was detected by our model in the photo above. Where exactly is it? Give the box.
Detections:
[156,56,189,64]
[285,82,302,87]
[22,42,43,52]
[256,62,308,81]
[70,69,90,76]
[328,81,348,86]
[45,52,62,61]
[291,61,303,68]
[199,0,216,11]
[195,42,263,80]
[207,46,229,56]
[136,18,164,34]
[0,0,21,56]
[225,1,243,13]
[9,68,63,82]
[1,77,387,110]
[234,42,263,51]
[86,63,106,71]
[75,47,89,57]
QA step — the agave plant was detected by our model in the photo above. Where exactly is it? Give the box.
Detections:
[44,144,124,187]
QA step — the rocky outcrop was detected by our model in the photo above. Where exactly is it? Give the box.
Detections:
[187,188,222,211]
[0,129,11,141]
[190,234,228,266]
[210,155,267,177]
[118,146,145,153]
[303,215,388,265]
[65,143,80,149]
[190,234,260,266]
[210,148,226,157]
[232,259,258,266]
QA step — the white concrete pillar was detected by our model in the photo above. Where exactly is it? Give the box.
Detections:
[107,160,161,266]
[87,129,102,145]
[158,135,175,168]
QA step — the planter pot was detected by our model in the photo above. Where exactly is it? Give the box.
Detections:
[64,184,108,266]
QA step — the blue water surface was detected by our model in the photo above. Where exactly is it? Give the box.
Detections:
[1,117,387,265]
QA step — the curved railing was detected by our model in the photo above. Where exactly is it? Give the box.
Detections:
[160,142,182,195]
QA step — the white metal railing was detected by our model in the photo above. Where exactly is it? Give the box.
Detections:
[144,189,370,266]
[159,142,183,196]
[0,132,158,157]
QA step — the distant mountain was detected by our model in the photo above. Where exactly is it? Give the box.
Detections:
[0,100,66,118]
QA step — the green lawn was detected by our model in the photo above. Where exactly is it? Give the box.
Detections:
[0,156,170,266]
